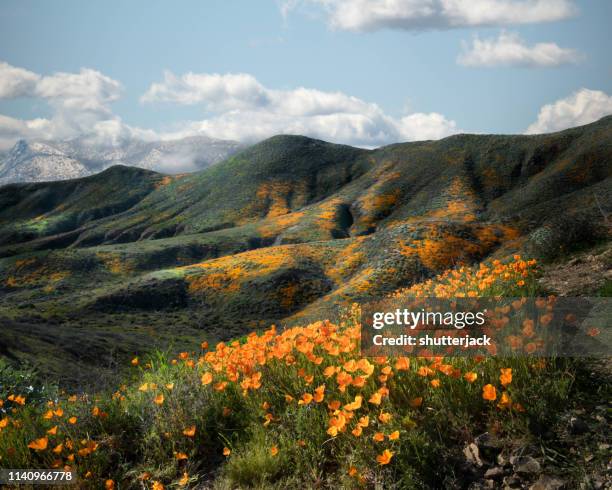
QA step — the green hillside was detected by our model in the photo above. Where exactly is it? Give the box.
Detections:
[0,116,610,385]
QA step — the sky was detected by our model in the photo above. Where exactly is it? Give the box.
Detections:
[0,0,611,151]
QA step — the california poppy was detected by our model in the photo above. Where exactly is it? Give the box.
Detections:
[409,397,423,408]
[28,437,48,451]
[376,449,394,465]
[482,384,497,401]
[378,412,392,423]
[500,368,512,387]
[178,473,189,486]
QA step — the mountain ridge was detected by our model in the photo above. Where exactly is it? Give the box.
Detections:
[0,134,242,185]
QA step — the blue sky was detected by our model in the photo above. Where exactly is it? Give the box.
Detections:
[0,0,610,149]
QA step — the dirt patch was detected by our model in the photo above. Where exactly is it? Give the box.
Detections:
[538,245,611,296]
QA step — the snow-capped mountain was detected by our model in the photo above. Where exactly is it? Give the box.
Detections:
[0,135,242,185]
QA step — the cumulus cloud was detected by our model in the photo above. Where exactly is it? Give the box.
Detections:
[458,31,582,67]
[0,61,146,150]
[0,61,458,150]
[525,89,612,134]
[141,70,459,146]
[141,71,270,109]
[0,62,41,98]
[281,0,577,32]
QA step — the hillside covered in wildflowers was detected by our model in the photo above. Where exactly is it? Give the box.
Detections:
[0,117,610,488]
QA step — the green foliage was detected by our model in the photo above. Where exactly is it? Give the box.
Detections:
[0,359,57,409]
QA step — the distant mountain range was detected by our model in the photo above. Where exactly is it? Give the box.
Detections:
[0,135,243,185]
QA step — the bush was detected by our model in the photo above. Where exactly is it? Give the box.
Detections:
[0,359,57,411]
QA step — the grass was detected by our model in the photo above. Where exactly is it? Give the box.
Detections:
[1,256,606,489]
[599,279,612,297]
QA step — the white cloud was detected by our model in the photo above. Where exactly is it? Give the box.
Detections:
[525,89,612,134]
[0,62,41,98]
[142,70,459,146]
[141,71,270,109]
[282,0,577,32]
[0,61,145,150]
[458,31,582,67]
[0,61,459,151]
[36,68,121,113]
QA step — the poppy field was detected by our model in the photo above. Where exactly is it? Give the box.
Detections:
[1,255,608,489]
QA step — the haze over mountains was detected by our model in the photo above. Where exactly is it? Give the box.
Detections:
[0,134,242,184]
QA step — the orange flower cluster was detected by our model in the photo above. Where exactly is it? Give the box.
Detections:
[2,398,101,473]
[394,255,538,298]
[169,318,524,476]
[1,255,540,487]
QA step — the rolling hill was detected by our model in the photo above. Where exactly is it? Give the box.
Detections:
[0,116,610,385]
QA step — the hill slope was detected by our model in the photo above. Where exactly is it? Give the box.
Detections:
[0,116,610,384]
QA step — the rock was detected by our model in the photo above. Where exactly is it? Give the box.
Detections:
[503,475,522,489]
[484,467,505,480]
[464,442,484,467]
[569,416,589,434]
[497,453,512,467]
[512,456,541,476]
[468,482,493,490]
[475,432,503,460]
[529,474,566,490]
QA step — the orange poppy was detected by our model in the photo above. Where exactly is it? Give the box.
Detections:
[178,473,189,486]
[28,437,48,451]
[500,368,512,387]
[482,384,497,401]
[376,449,394,465]
[409,397,423,408]
[313,385,325,403]
[378,412,392,423]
